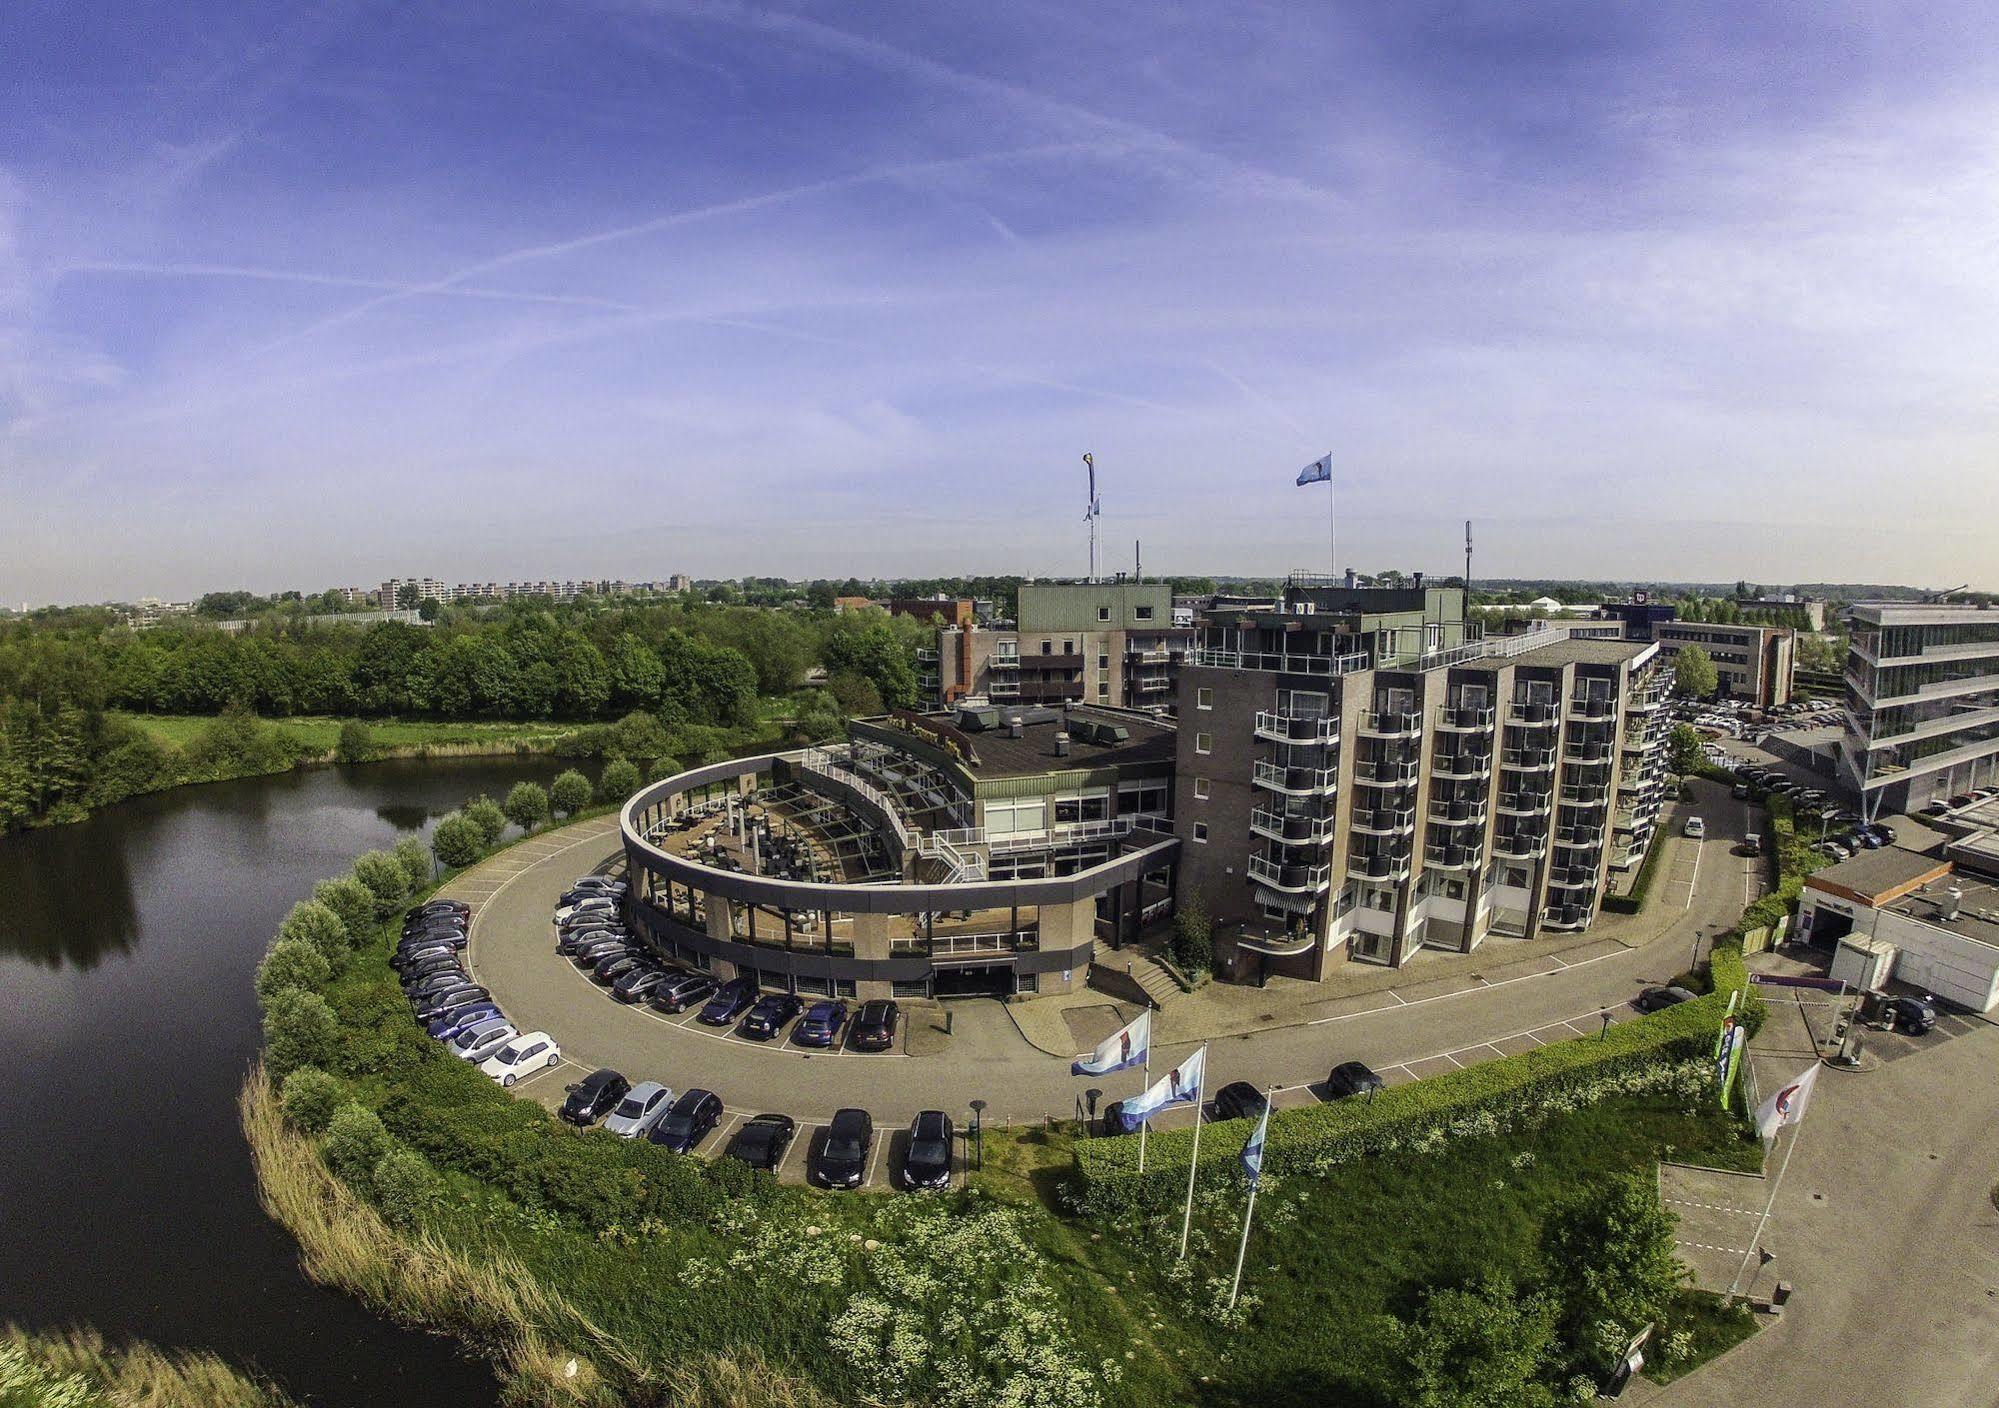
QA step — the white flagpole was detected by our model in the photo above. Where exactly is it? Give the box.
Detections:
[1176,1043,1209,1260]
[1137,1042,1150,1175]
[1328,472,1336,580]
[1725,1077,1813,1305]
[1227,1089,1272,1310]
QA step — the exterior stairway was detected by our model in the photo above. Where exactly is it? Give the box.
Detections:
[1087,939,1183,1009]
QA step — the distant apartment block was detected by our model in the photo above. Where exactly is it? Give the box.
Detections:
[1840,600,1999,815]
[934,580,1194,714]
[1175,575,1668,980]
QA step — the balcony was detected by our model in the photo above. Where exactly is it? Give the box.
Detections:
[1627,691,1662,713]
[1554,826,1602,849]
[1429,799,1486,825]
[987,680,1020,698]
[1507,701,1558,726]
[1354,759,1419,787]
[1548,863,1597,888]
[1438,704,1496,732]
[915,647,939,664]
[989,654,1021,671]
[1194,647,1370,676]
[1565,741,1611,764]
[1133,674,1172,692]
[1560,786,1609,807]
[1352,806,1415,836]
[1249,807,1336,846]
[1359,708,1423,740]
[1236,929,1318,958]
[1347,851,1412,883]
[1254,710,1340,745]
[1424,842,1480,871]
[1253,760,1338,797]
[1247,854,1332,894]
[1433,750,1492,779]
[1569,696,1616,721]
[1497,791,1552,816]
[1127,646,1174,665]
[1017,680,1084,703]
[1494,831,1546,859]
[1501,748,1557,772]
[1541,904,1591,932]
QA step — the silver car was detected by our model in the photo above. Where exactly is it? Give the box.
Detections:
[451,1018,517,1063]
[601,1080,674,1138]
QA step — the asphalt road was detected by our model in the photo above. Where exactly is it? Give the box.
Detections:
[457,786,1764,1126]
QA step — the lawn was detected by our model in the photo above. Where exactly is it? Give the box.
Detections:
[119,713,574,754]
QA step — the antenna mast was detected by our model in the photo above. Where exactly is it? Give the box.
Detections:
[1464,520,1473,591]
[1083,452,1101,582]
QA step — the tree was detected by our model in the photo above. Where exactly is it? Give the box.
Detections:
[279,1065,344,1134]
[826,671,884,719]
[353,850,411,916]
[598,756,640,801]
[254,935,333,1003]
[277,899,351,965]
[1170,891,1213,974]
[262,987,338,1078]
[824,616,919,711]
[416,597,440,622]
[503,780,550,832]
[431,812,486,869]
[323,1102,391,1187]
[1539,1175,1684,1367]
[1672,644,1718,700]
[313,878,378,948]
[463,794,508,846]
[550,768,592,817]
[395,582,421,610]
[334,718,375,763]
[1378,1276,1560,1408]
[392,835,433,891]
[371,1145,442,1228]
[1667,723,1707,776]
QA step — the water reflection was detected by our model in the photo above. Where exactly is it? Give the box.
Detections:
[0,813,139,969]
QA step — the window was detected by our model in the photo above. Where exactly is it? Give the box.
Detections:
[1098,653,1109,669]
[1136,605,1155,621]
[1196,686,1214,710]
[1193,777,1211,800]
[1196,732,1213,754]
[1064,639,1076,653]
[1502,865,1530,889]
[1041,640,1052,655]
[835,978,857,998]
[1192,822,1209,843]
[1016,970,1040,993]
[1097,682,1110,699]
[1099,606,1111,622]
[892,978,930,998]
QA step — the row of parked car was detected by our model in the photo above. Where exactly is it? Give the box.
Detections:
[1922,785,1999,820]
[1727,765,1902,861]
[555,1070,955,1189]
[396,896,568,1085]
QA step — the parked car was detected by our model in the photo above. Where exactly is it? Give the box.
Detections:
[900,1110,954,1190]
[1211,1081,1270,1123]
[1868,824,1898,846]
[812,1108,873,1188]
[415,985,489,1020]
[648,1089,724,1153]
[1948,793,1976,809]
[727,1113,796,1172]
[648,971,718,1014]
[400,955,466,985]
[740,992,803,1040]
[407,900,469,923]
[612,966,675,1004]
[427,1000,504,1041]
[1922,801,1953,819]
[572,937,634,965]
[1822,842,1853,862]
[400,918,466,943]
[1634,985,1697,1012]
[791,999,848,1048]
[394,937,462,966]
[1885,995,1937,1034]
[602,1080,674,1138]
[848,998,900,1051]
[481,1030,560,1086]
[405,967,472,999]
[556,925,624,956]
[559,1068,631,1126]
[1325,1061,1384,1100]
[697,976,758,1025]
[451,1019,517,1063]
[1683,816,1705,839]
[555,897,620,924]
[591,952,651,985]
[1731,782,1751,799]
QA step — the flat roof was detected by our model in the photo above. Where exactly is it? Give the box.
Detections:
[1806,846,1949,901]
[1884,873,1999,949]
[1465,637,1649,671]
[927,706,1176,779]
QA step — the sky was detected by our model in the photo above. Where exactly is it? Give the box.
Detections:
[3,1,1998,604]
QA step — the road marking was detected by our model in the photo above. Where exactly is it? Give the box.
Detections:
[703,1111,745,1158]
[1307,939,1634,1027]
[510,1056,576,1090]
[1665,1199,1764,1217]
[1679,1241,1752,1255]
[1438,1050,1465,1068]
[1685,831,1703,909]
[1386,990,1408,1005]
[864,1133,887,1188]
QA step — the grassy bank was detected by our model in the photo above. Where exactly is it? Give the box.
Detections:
[120,714,574,757]
[1,1323,295,1408]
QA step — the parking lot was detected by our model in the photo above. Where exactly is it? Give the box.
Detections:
[1659,1159,1769,1293]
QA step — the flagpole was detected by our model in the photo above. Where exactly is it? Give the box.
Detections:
[1137,1043,1150,1175]
[1327,474,1336,580]
[1227,1088,1272,1310]
[1177,1043,1209,1260]
[1725,1066,1815,1306]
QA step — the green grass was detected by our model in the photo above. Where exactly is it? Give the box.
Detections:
[1643,1289,1759,1384]
[119,713,573,754]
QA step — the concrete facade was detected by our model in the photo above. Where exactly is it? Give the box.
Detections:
[1651,619,1795,707]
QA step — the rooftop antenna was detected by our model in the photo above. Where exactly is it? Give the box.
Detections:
[1135,539,1142,583]
[1924,583,1969,604]
[1464,520,1473,591]
[1083,453,1101,582]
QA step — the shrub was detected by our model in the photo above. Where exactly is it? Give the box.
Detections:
[334,719,376,764]
[322,1102,391,1188]
[392,836,433,891]
[647,755,683,782]
[276,899,350,965]
[279,1066,344,1134]
[254,936,333,1004]
[262,988,339,1080]
[312,878,378,950]
[1540,1174,1683,1369]
[370,1145,442,1228]
[430,813,486,870]
[502,781,549,832]
[550,769,592,817]
[463,795,508,847]
[1169,891,1213,974]
[598,757,640,802]
[352,851,410,917]
[1604,831,1672,915]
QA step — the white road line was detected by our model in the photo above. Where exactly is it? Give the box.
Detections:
[1665,1199,1765,1217]
[1307,939,1634,1027]
[1685,833,1703,909]
[510,1056,575,1090]
[778,1123,817,1180]
[704,1111,746,1157]
[1680,1241,1751,1256]
[864,1133,887,1188]
[1386,990,1409,1006]
[1439,1050,1465,1068]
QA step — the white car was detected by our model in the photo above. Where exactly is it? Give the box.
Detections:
[481,1030,561,1086]
[555,897,619,924]
[602,1080,674,1138]
[1683,816,1706,840]
[452,1019,517,1063]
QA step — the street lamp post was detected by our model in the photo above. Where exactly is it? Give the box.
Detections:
[969,1099,986,1171]
[1600,1009,1613,1039]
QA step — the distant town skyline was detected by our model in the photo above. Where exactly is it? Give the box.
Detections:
[5,3,1998,603]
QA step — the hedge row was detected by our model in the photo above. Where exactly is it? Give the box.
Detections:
[1603,821,1675,915]
[1070,940,1763,1216]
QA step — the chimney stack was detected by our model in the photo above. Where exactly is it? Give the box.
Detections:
[1054,732,1070,757]
[1943,887,1963,921]
[1007,717,1024,739]
[1413,571,1425,589]
[1344,567,1358,590]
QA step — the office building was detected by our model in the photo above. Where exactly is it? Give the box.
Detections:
[1839,600,1999,815]
[1650,620,1794,707]
[933,580,1194,713]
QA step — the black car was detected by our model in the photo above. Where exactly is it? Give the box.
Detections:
[612,966,673,1004]
[812,1108,873,1188]
[648,972,718,1014]
[557,925,624,956]
[740,992,803,1040]
[402,918,467,943]
[592,952,652,986]
[696,976,758,1025]
[727,1113,796,1172]
[414,985,488,1019]
[899,1110,953,1191]
[393,944,460,974]
[399,950,465,978]
[849,998,900,1052]
[407,900,469,923]
[405,967,472,999]
[1885,994,1937,1034]
[1634,985,1697,1012]
[1211,1081,1269,1123]
[558,1068,631,1126]
[572,937,634,965]
[648,1089,724,1153]
[1326,1061,1385,1100]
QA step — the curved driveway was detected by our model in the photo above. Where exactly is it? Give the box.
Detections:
[458,787,1763,1126]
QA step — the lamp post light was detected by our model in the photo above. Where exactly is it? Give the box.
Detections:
[1600,1009,1613,1039]
[969,1099,986,1171]
[1084,1087,1103,1133]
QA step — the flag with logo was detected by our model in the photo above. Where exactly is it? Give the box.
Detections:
[1754,1062,1821,1140]
[1071,1009,1150,1076]
[1119,1045,1206,1130]
[1240,1099,1271,1189]
[1295,453,1333,486]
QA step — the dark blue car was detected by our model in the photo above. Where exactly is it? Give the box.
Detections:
[697,977,758,1026]
[428,1000,503,1040]
[791,999,848,1048]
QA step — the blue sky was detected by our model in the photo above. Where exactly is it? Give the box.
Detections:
[3,1,1997,603]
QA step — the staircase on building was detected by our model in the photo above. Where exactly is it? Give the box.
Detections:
[1087,938,1182,1009]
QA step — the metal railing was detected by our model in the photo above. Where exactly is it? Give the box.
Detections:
[1255,710,1340,744]
[1247,854,1332,893]
[1252,760,1339,795]
[1249,807,1337,846]
[1194,647,1370,676]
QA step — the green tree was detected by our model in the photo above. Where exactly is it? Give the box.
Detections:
[1378,1276,1560,1408]
[1170,891,1213,974]
[277,899,351,965]
[431,812,486,869]
[463,794,508,846]
[1539,1175,1684,1367]
[352,850,411,916]
[392,835,433,891]
[262,988,339,1078]
[254,935,333,1003]
[395,582,420,610]
[647,754,683,782]
[827,671,884,718]
[598,756,640,801]
[371,1144,442,1228]
[334,718,375,763]
[503,780,550,831]
[279,1065,344,1134]
[1672,644,1719,700]
[824,616,919,711]
[312,878,378,949]
[322,1102,391,1187]
[416,597,440,622]
[1667,723,1707,776]
[550,768,592,816]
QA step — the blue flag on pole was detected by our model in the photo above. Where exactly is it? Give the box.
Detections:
[1240,1100,1270,1188]
[1071,1009,1149,1076]
[1296,454,1332,486]
[1119,1046,1205,1130]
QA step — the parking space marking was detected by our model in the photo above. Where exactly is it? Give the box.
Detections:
[701,1111,745,1160]
[1665,1199,1763,1217]
[778,1123,818,1181]
[1307,938,1634,1028]
[864,1133,887,1189]
[1679,1241,1751,1256]
[510,1056,577,1090]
